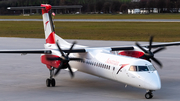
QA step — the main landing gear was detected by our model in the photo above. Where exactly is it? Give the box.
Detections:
[46,68,56,87]
[145,90,153,99]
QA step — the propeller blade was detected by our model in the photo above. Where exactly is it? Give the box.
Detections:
[136,42,148,53]
[149,36,153,51]
[67,63,74,78]
[66,41,76,57]
[55,62,64,76]
[56,41,65,57]
[136,36,163,69]
[53,41,81,78]
[151,57,163,68]
[153,47,166,54]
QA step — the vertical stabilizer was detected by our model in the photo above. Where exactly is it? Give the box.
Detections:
[40,4,85,49]
[41,4,55,44]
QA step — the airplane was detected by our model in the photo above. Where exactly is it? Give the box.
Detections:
[3,4,180,99]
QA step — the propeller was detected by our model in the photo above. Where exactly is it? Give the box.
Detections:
[47,41,83,78]
[135,36,165,68]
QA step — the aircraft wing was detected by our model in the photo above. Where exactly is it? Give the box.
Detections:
[62,49,86,53]
[0,42,180,54]
[111,46,134,51]
[85,41,180,51]
[143,41,180,48]
[110,41,180,51]
[0,49,52,54]
[63,41,180,52]
[0,49,87,54]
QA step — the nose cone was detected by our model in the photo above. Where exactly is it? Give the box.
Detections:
[144,71,161,90]
[148,77,161,90]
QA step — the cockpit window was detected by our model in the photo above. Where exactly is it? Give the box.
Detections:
[129,65,156,72]
[129,66,137,71]
[148,65,156,71]
[138,66,149,71]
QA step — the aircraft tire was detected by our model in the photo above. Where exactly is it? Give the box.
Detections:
[46,78,51,87]
[51,78,56,87]
[145,92,153,99]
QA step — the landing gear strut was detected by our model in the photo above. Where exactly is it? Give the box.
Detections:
[46,67,56,87]
[145,90,153,99]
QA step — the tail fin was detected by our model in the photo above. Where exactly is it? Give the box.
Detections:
[7,4,85,48]
[41,4,74,48]
[41,4,55,44]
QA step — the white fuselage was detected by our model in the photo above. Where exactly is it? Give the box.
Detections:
[51,47,161,91]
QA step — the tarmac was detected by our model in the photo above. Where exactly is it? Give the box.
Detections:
[0,37,180,101]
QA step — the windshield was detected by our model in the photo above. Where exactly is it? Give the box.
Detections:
[129,65,156,72]
[148,65,156,71]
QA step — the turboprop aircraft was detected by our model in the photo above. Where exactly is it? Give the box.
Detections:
[3,4,180,99]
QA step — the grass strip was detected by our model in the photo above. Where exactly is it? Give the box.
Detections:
[0,21,180,42]
[0,14,180,19]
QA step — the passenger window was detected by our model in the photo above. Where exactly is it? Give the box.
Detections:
[129,66,137,71]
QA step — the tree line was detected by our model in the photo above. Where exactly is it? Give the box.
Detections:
[0,0,180,15]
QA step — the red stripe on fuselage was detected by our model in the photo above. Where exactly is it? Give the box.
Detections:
[46,32,55,44]
[116,64,129,74]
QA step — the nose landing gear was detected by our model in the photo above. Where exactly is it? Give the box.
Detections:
[145,90,153,99]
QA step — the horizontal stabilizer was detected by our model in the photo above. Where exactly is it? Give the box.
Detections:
[7,5,82,10]
[7,6,45,10]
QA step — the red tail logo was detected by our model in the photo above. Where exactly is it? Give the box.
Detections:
[45,21,49,31]
[46,32,55,44]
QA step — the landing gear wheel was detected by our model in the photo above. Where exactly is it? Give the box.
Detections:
[51,78,56,87]
[46,78,56,87]
[46,67,56,87]
[145,92,153,99]
[46,78,51,87]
